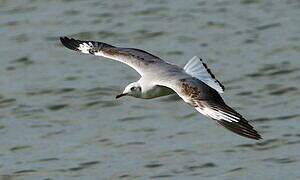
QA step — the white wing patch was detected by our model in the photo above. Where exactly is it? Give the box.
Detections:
[76,42,111,59]
[195,106,239,122]
[184,56,224,93]
[78,42,94,54]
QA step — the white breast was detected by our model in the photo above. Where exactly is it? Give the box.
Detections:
[142,85,174,99]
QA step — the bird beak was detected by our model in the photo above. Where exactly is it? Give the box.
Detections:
[115,93,127,99]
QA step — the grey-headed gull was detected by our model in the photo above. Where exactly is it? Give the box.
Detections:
[60,36,262,140]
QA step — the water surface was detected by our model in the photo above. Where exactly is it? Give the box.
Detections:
[0,0,300,179]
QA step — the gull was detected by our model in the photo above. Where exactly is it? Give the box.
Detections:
[60,36,262,140]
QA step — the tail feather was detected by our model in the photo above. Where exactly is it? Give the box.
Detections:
[183,56,225,93]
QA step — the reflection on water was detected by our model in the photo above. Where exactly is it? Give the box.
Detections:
[0,0,300,179]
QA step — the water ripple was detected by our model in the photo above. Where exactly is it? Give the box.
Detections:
[262,157,297,164]
[184,162,216,171]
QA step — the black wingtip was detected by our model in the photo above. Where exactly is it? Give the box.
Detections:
[217,120,262,140]
[59,36,80,51]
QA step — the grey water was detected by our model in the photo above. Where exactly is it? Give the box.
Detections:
[0,0,300,179]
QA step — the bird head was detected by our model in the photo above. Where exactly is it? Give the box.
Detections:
[116,82,142,99]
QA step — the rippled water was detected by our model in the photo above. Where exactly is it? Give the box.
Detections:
[1,0,300,179]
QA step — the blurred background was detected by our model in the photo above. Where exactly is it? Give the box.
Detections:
[0,0,300,179]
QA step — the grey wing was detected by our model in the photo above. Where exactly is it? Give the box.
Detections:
[60,36,164,76]
[158,77,262,140]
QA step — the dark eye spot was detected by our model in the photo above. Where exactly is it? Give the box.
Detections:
[130,87,135,91]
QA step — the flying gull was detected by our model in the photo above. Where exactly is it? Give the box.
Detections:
[60,36,262,140]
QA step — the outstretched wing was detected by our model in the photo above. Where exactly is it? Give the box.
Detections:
[160,77,262,140]
[60,36,163,76]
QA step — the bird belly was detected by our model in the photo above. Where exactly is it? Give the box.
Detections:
[142,85,175,99]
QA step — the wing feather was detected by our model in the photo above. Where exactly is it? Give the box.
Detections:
[60,36,162,75]
[159,77,262,140]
